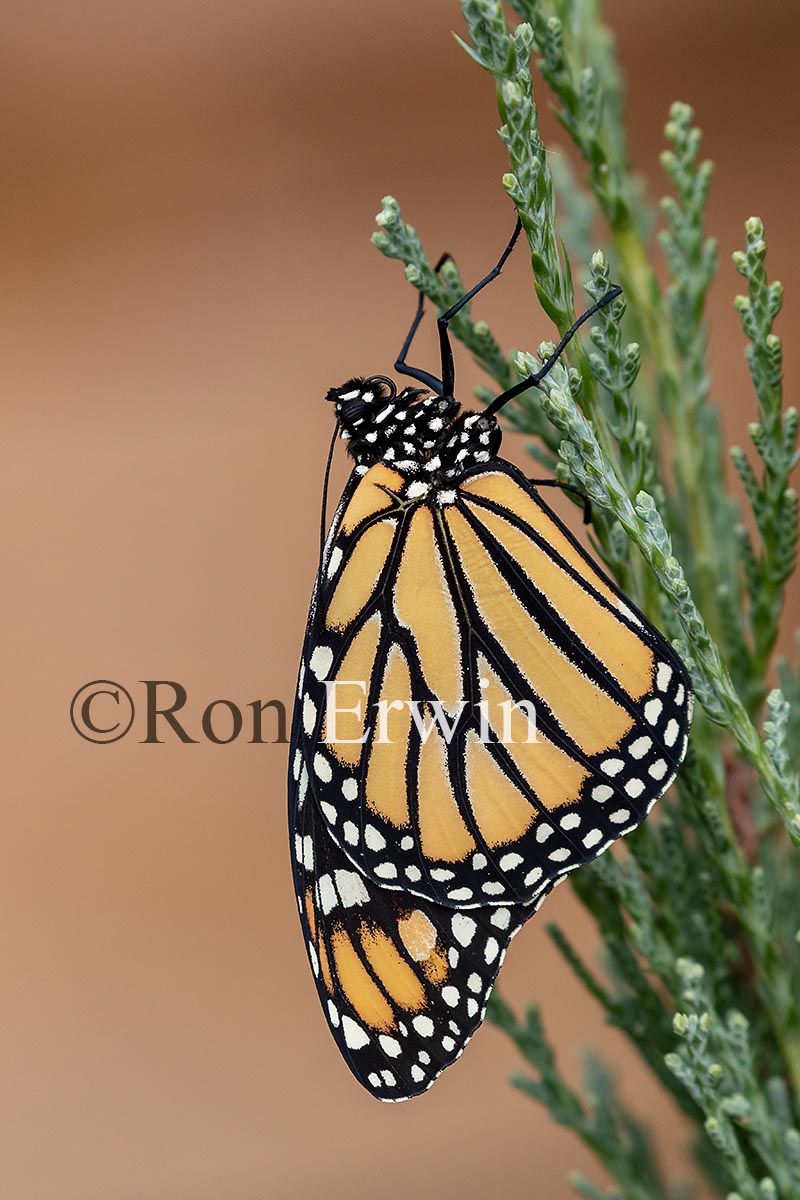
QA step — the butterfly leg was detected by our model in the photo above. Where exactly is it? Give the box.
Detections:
[527,477,593,524]
[394,251,460,396]
[484,284,623,418]
[435,218,523,400]
[395,220,524,397]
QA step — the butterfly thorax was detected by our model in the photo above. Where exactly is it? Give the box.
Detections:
[327,376,502,495]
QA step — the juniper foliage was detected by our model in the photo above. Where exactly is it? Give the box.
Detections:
[372,1,800,1195]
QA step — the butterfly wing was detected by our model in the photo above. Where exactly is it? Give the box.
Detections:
[295,457,692,910]
[289,735,545,1101]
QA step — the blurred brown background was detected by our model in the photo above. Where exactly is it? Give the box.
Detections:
[3,2,798,1197]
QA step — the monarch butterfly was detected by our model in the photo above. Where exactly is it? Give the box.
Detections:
[289,218,692,1102]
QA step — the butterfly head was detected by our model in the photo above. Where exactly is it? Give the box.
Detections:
[326,375,399,431]
[326,376,458,466]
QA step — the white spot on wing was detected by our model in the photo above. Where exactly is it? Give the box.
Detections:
[327,546,343,579]
[319,875,338,914]
[342,1016,370,1049]
[364,825,386,851]
[549,847,570,862]
[309,645,333,680]
[302,700,316,734]
[451,914,477,946]
[617,599,643,627]
[313,753,332,782]
[335,870,369,907]
[629,735,652,759]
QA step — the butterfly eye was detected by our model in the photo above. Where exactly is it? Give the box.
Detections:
[338,396,369,425]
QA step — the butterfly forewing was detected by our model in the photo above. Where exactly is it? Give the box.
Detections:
[296,458,692,909]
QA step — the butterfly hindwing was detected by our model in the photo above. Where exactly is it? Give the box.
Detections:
[295,457,692,909]
[289,737,544,1101]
